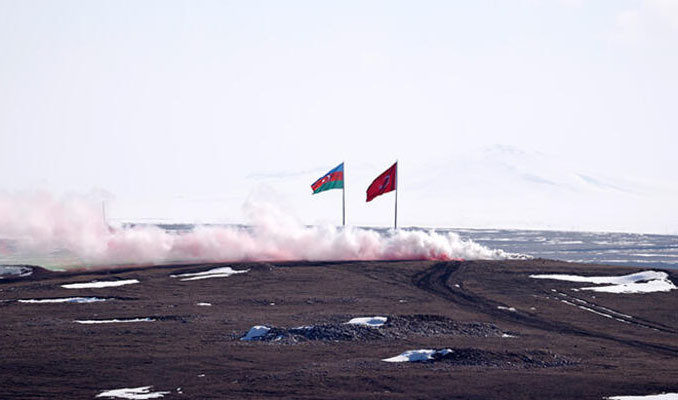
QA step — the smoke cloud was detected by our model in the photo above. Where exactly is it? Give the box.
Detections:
[0,191,520,269]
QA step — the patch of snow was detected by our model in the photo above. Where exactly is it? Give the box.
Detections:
[292,325,314,330]
[596,305,633,319]
[18,297,107,304]
[583,279,676,294]
[606,394,678,400]
[74,318,155,324]
[501,333,517,338]
[530,271,676,294]
[196,302,212,306]
[497,306,517,312]
[560,299,632,324]
[577,305,613,319]
[383,348,453,363]
[95,386,170,399]
[346,316,388,327]
[241,325,270,341]
[61,279,139,289]
[0,265,33,279]
[170,267,249,281]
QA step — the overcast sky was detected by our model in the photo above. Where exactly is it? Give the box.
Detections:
[1,0,677,233]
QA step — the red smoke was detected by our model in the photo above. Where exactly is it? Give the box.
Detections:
[0,191,514,269]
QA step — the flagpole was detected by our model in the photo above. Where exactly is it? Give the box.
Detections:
[342,162,346,227]
[394,160,398,230]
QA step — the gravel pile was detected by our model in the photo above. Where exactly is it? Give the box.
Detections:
[239,315,510,343]
[384,315,506,338]
[433,348,575,368]
[241,324,384,343]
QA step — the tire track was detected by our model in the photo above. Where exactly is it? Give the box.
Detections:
[551,291,678,334]
[412,262,678,356]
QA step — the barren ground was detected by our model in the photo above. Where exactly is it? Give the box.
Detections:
[1,259,677,399]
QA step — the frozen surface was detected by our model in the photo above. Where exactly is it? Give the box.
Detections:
[95,386,170,399]
[18,297,107,304]
[530,271,676,294]
[583,279,676,294]
[0,265,32,279]
[241,325,271,341]
[383,349,452,363]
[346,316,387,327]
[171,267,249,281]
[74,318,155,324]
[61,279,139,289]
[606,394,678,400]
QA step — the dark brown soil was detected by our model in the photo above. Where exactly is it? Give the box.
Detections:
[1,259,677,399]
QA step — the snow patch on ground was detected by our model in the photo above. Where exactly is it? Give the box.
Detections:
[74,318,155,324]
[171,267,249,281]
[241,325,271,341]
[0,265,32,279]
[530,271,676,294]
[196,302,212,306]
[95,386,170,399]
[497,306,517,312]
[18,297,107,304]
[346,316,387,327]
[606,394,678,400]
[383,349,452,363]
[62,279,139,289]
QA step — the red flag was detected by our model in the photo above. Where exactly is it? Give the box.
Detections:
[366,162,397,202]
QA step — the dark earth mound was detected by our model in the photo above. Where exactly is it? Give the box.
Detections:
[242,324,385,343]
[239,315,508,344]
[432,348,576,368]
[385,314,508,337]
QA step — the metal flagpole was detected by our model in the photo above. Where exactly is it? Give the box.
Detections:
[342,162,346,227]
[394,160,398,230]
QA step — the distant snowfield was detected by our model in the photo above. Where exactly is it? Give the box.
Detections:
[61,279,139,289]
[346,316,387,327]
[18,297,107,304]
[0,265,32,279]
[530,271,676,294]
[74,318,154,324]
[383,349,452,363]
[606,394,678,400]
[170,267,249,281]
[95,386,170,399]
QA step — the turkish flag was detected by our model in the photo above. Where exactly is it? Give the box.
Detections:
[366,162,397,202]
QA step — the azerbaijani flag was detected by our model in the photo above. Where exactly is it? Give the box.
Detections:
[311,163,344,194]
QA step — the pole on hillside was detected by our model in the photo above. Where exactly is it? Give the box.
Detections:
[394,160,398,230]
[342,162,346,227]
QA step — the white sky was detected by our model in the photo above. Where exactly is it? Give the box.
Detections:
[1,0,677,233]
